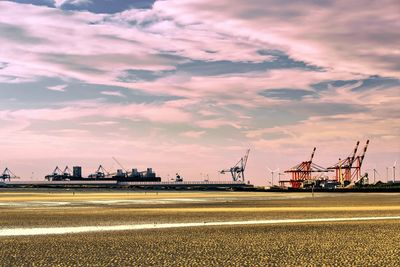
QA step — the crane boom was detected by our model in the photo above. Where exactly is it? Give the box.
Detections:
[243,149,250,170]
[348,141,360,167]
[309,147,316,162]
[359,140,369,166]
[112,157,129,173]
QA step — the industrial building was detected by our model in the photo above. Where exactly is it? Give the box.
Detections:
[45,165,161,182]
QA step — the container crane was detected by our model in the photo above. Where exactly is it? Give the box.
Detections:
[88,165,110,179]
[285,147,330,189]
[328,140,369,185]
[328,141,359,185]
[62,166,73,178]
[220,149,250,182]
[45,166,64,181]
[352,140,369,183]
[0,168,20,181]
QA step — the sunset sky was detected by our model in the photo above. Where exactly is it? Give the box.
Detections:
[0,0,399,184]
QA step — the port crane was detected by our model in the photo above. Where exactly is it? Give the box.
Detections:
[0,168,20,181]
[328,140,369,185]
[45,166,78,181]
[328,141,359,184]
[220,149,250,182]
[45,166,64,181]
[62,166,73,178]
[285,147,330,189]
[88,165,110,179]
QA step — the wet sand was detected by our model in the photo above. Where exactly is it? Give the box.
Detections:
[0,190,399,266]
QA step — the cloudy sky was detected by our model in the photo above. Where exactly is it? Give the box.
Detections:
[0,0,399,184]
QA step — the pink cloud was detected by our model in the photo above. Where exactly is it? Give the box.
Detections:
[155,0,400,77]
[80,121,118,126]
[195,119,242,129]
[180,130,206,138]
[0,102,191,124]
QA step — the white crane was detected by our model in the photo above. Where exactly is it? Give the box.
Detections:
[220,149,250,182]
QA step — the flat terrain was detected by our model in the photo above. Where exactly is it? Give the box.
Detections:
[0,190,399,266]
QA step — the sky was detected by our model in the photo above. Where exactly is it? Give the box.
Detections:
[0,0,399,184]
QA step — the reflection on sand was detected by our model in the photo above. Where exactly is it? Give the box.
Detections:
[1,216,399,237]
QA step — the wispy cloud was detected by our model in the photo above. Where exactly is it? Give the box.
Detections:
[180,130,206,138]
[47,84,67,92]
[80,120,118,126]
[100,91,125,97]
[0,102,192,123]
[155,0,400,77]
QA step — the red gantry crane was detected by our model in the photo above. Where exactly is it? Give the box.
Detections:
[284,147,330,189]
[328,140,369,186]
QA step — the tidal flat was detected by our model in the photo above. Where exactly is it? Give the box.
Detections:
[0,190,399,266]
